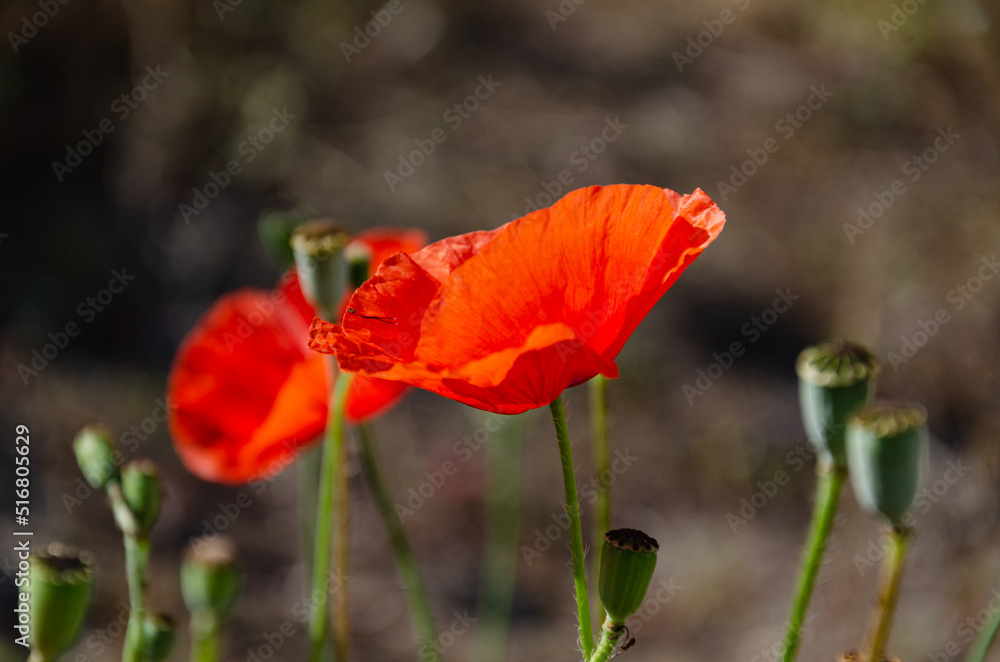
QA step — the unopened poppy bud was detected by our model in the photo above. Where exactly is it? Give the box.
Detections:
[28,543,95,659]
[181,536,242,620]
[598,528,659,625]
[73,426,119,489]
[346,241,373,290]
[142,613,177,662]
[121,460,161,537]
[797,340,880,469]
[846,403,927,527]
[258,208,311,271]
[291,220,350,320]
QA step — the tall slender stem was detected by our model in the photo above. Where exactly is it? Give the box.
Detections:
[549,397,595,660]
[964,585,1000,662]
[189,613,221,662]
[123,535,150,662]
[308,370,354,662]
[356,424,441,662]
[589,375,610,566]
[780,464,845,662]
[476,413,525,662]
[333,421,351,662]
[865,526,911,661]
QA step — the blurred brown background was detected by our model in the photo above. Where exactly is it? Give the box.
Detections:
[2,0,999,660]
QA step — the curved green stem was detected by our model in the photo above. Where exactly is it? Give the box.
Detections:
[333,421,351,662]
[308,371,354,662]
[550,397,595,660]
[865,526,911,661]
[590,375,610,566]
[964,585,1000,662]
[123,535,150,662]
[357,424,441,662]
[588,618,626,662]
[780,464,845,662]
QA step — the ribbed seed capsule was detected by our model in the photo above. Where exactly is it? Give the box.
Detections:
[28,544,95,659]
[797,340,880,469]
[598,528,659,625]
[290,220,350,321]
[846,403,927,527]
[181,536,243,620]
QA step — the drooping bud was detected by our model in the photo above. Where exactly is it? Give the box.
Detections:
[181,536,243,621]
[797,340,880,470]
[291,220,350,321]
[121,460,162,537]
[846,403,927,527]
[28,544,95,659]
[142,613,178,662]
[598,528,659,625]
[73,426,119,489]
[345,240,373,290]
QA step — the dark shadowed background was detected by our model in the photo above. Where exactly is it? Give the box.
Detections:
[2,0,999,660]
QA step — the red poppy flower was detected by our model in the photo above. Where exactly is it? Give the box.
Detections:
[168,228,427,484]
[308,185,725,414]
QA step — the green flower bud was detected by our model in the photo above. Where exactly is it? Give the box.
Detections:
[846,403,927,527]
[598,529,659,625]
[797,340,880,469]
[142,613,177,662]
[181,536,243,620]
[346,241,373,290]
[291,220,350,321]
[28,544,95,659]
[73,426,119,489]
[258,207,312,271]
[121,460,161,537]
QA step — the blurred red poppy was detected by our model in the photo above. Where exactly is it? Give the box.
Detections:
[168,228,427,484]
[308,185,725,414]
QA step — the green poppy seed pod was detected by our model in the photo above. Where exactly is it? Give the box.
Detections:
[121,460,161,537]
[258,208,311,271]
[598,528,659,625]
[28,544,95,659]
[291,220,350,321]
[142,613,177,662]
[846,403,927,527]
[797,340,880,469]
[181,536,242,620]
[73,426,119,489]
[346,241,373,290]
